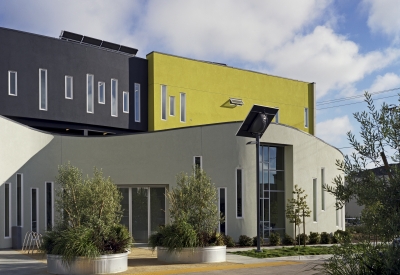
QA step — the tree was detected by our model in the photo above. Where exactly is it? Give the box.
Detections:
[286,184,311,246]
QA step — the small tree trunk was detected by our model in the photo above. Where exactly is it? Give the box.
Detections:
[303,209,306,247]
[294,221,297,246]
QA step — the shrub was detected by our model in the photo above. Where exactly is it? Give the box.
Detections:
[223,235,236,247]
[282,234,295,245]
[308,232,321,245]
[333,229,352,244]
[239,235,253,246]
[320,232,331,244]
[252,236,265,246]
[296,233,309,245]
[269,232,281,246]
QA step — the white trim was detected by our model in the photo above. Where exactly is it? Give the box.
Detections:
[39,69,48,111]
[65,75,73,99]
[193,156,202,169]
[111,79,118,117]
[218,187,227,235]
[4,183,11,239]
[98,82,105,104]
[169,96,175,116]
[123,91,129,113]
[16,173,23,227]
[135,83,141,122]
[8,71,17,96]
[44,182,54,231]
[161,85,167,120]
[236,168,243,219]
[31,188,39,233]
[180,92,186,123]
[86,74,94,113]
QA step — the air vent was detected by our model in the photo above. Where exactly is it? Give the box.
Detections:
[229,98,244,106]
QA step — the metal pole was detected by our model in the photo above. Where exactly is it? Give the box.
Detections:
[256,134,261,252]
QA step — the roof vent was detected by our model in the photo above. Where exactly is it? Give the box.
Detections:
[229,98,244,106]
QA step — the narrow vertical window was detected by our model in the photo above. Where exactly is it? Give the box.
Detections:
[16,174,23,227]
[313,178,317,222]
[236,169,243,218]
[304,107,309,128]
[65,76,73,99]
[46,182,53,231]
[194,156,202,169]
[321,168,325,211]
[31,188,38,233]
[219,188,227,235]
[39,69,47,111]
[336,202,339,226]
[161,85,167,120]
[98,82,105,104]
[8,71,17,96]
[4,183,11,238]
[123,92,129,113]
[170,96,175,116]
[87,74,94,113]
[135,83,140,122]
[111,79,118,117]
[180,92,186,122]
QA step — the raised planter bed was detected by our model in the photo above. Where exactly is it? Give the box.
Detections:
[47,252,128,275]
[157,246,226,264]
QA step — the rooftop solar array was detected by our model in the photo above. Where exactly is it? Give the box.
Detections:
[59,30,138,56]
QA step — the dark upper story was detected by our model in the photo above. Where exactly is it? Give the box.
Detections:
[0,27,148,136]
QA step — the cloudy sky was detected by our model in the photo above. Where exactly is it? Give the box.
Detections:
[1,0,399,156]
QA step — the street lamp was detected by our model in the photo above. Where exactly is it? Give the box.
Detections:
[236,105,278,252]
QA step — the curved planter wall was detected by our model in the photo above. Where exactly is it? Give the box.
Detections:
[157,246,226,264]
[47,252,128,275]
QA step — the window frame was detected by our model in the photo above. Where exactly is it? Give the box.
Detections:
[236,168,243,219]
[134,83,141,122]
[31,188,39,233]
[16,173,23,227]
[180,92,186,123]
[65,75,73,99]
[161,85,167,120]
[123,91,129,113]
[8,71,17,96]
[45,182,54,231]
[313,178,317,222]
[4,183,11,239]
[321,168,325,211]
[193,156,202,169]
[98,82,105,104]
[304,107,309,128]
[218,187,227,235]
[39,68,48,111]
[86,74,94,113]
[169,96,175,116]
[111,79,118,117]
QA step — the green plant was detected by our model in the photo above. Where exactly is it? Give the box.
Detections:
[332,229,352,244]
[320,232,331,244]
[296,233,309,245]
[223,235,236,247]
[239,235,253,246]
[308,232,321,245]
[282,234,295,245]
[269,232,281,246]
[252,236,265,246]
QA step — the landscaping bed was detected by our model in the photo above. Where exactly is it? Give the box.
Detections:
[229,246,335,258]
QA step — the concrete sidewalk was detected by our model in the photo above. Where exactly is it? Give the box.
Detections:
[0,249,47,275]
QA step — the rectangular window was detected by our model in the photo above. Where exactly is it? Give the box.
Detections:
[87,74,94,113]
[180,92,186,122]
[39,69,47,111]
[31,188,38,233]
[304,107,309,128]
[313,178,317,222]
[98,82,105,104]
[123,92,129,113]
[46,182,53,231]
[4,183,11,238]
[236,169,243,218]
[8,71,17,96]
[321,168,325,211]
[111,79,118,117]
[161,85,167,120]
[170,96,175,116]
[218,188,227,235]
[336,202,339,226]
[16,174,23,227]
[135,83,140,122]
[194,156,202,169]
[65,76,73,99]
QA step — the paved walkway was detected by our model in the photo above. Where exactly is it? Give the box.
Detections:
[0,247,329,275]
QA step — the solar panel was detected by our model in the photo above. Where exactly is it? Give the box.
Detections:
[101,41,120,51]
[60,31,83,42]
[82,36,102,46]
[119,45,138,56]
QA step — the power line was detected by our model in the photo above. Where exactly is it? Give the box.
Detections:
[316,87,400,106]
[316,94,399,110]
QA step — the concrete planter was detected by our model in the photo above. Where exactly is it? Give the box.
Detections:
[47,252,128,274]
[157,246,226,264]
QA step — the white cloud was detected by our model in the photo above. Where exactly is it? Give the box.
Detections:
[362,0,400,42]
[317,115,353,145]
[368,73,400,92]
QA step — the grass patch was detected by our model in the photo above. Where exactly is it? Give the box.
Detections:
[229,246,335,258]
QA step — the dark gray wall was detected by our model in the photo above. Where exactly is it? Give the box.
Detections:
[0,27,148,132]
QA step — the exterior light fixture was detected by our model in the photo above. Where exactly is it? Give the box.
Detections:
[229,98,244,106]
[236,105,278,252]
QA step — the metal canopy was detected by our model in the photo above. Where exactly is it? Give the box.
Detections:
[236,105,278,138]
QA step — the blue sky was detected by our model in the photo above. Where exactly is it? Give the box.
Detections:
[1,0,399,157]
